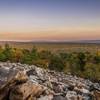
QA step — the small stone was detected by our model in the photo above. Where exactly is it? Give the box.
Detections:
[52,95,67,100]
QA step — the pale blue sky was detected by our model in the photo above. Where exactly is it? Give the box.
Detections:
[0,0,100,41]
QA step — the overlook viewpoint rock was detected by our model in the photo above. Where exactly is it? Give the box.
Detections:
[0,62,100,100]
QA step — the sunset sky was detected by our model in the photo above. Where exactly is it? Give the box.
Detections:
[0,0,100,41]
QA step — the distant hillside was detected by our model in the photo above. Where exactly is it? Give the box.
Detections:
[77,40,100,44]
[0,40,100,44]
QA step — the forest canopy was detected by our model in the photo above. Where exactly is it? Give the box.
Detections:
[0,44,100,81]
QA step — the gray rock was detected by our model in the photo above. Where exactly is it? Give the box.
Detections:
[66,91,78,100]
[37,95,53,100]
[53,95,67,100]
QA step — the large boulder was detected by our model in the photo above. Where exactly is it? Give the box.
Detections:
[9,81,44,100]
[0,66,28,89]
[93,90,100,100]
[0,66,28,100]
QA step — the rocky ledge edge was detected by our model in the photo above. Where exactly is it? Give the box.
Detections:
[0,62,100,100]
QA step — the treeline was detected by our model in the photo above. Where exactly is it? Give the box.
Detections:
[0,44,100,81]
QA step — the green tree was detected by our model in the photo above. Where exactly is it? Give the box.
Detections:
[84,63,100,81]
[0,52,6,61]
[59,52,68,60]
[93,55,100,64]
[77,52,86,71]
[30,47,39,60]
[21,49,32,64]
[3,44,13,61]
[39,50,52,59]
[48,55,65,71]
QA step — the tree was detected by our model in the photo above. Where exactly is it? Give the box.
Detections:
[11,48,23,62]
[59,52,68,60]
[39,50,52,59]
[77,52,86,71]
[84,63,100,81]
[30,47,39,60]
[93,55,100,64]
[0,51,6,61]
[68,52,86,75]
[48,55,65,71]
[3,44,13,61]
[21,49,32,64]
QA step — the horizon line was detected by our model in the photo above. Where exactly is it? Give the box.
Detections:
[0,39,100,43]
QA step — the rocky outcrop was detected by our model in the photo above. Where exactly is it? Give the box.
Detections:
[0,62,100,100]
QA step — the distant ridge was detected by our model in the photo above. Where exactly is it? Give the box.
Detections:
[0,40,100,44]
[77,40,100,44]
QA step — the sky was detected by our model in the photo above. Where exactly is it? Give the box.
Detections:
[0,0,100,41]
